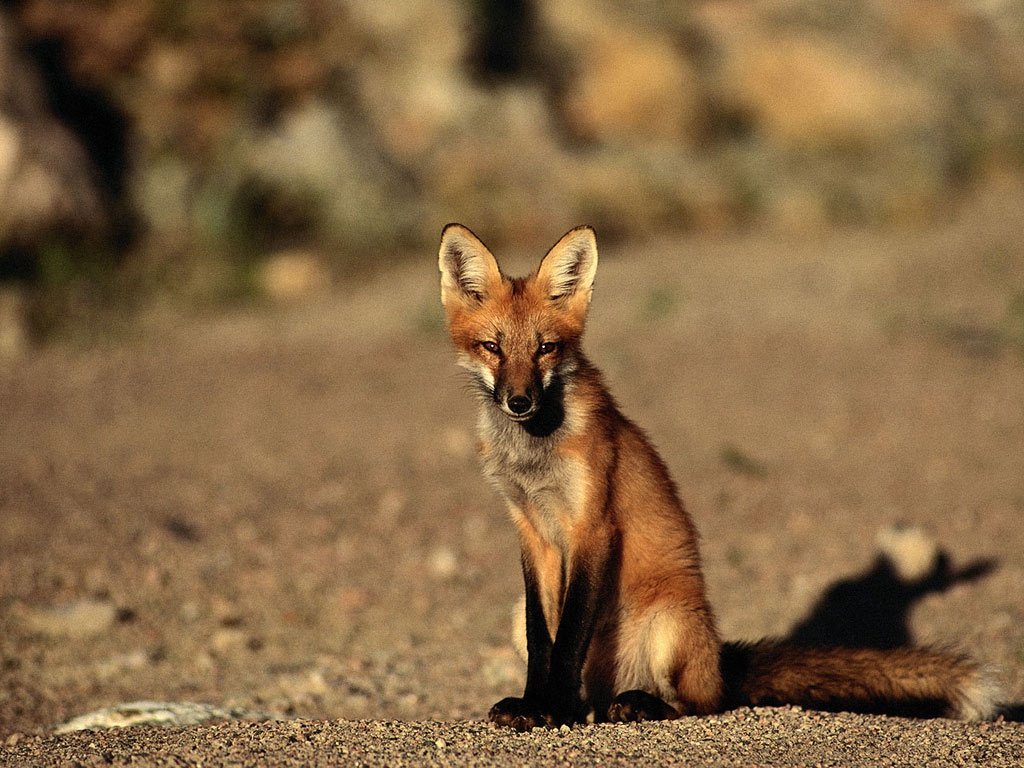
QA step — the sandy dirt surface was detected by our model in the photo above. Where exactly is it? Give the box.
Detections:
[2,189,1024,765]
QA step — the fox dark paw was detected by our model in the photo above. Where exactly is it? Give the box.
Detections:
[489,697,587,730]
[607,690,679,723]
[488,697,549,731]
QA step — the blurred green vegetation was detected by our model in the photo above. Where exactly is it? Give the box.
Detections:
[639,285,685,323]
[719,444,769,478]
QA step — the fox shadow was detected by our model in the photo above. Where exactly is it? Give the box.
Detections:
[781,542,1024,720]
[784,549,994,650]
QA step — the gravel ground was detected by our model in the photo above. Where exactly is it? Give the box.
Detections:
[2,709,1023,767]
[2,188,1023,765]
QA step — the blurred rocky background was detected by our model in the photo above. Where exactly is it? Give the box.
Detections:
[1,0,1023,343]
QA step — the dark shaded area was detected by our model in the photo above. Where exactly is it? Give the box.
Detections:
[1002,704,1024,721]
[163,517,201,543]
[785,551,996,650]
[25,37,130,202]
[20,35,137,258]
[0,27,137,285]
[227,177,324,255]
[0,247,39,282]
[467,0,537,82]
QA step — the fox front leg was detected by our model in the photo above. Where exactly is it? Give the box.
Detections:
[489,556,559,730]
[489,545,607,730]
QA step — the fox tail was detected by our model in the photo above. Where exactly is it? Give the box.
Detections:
[721,640,1000,720]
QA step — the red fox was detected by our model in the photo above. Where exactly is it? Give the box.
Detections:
[438,223,999,730]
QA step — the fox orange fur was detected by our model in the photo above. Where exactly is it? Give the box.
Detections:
[438,223,998,730]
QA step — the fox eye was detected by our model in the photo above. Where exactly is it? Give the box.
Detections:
[537,341,559,356]
[480,341,501,354]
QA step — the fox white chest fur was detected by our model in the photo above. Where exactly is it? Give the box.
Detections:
[478,396,590,551]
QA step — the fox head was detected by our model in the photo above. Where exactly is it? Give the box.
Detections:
[438,224,598,431]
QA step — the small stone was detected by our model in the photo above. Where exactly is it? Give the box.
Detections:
[96,649,151,679]
[427,547,458,579]
[22,600,117,639]
[875,523,938,582]
[52,701,279,734]
[378,489,406,520]
[210,628,248,655]
[441,428,473,458]
[259,251,330,302]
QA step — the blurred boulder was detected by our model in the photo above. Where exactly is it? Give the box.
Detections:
[259,250,330,303]
[719,34,935,151]
[543,2,703,145]
[243,99,416,255]
[345,0,470,164]
[20,599,117,639]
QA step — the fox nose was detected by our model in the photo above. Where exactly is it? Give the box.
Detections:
[506,395,533,415]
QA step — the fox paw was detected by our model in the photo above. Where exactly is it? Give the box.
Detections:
[488,697,549,731]
[607,690,679,723]
[489,696,587,731]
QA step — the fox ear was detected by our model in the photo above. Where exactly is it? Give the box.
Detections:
[439,224,502,305]
[536,226,598,307]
